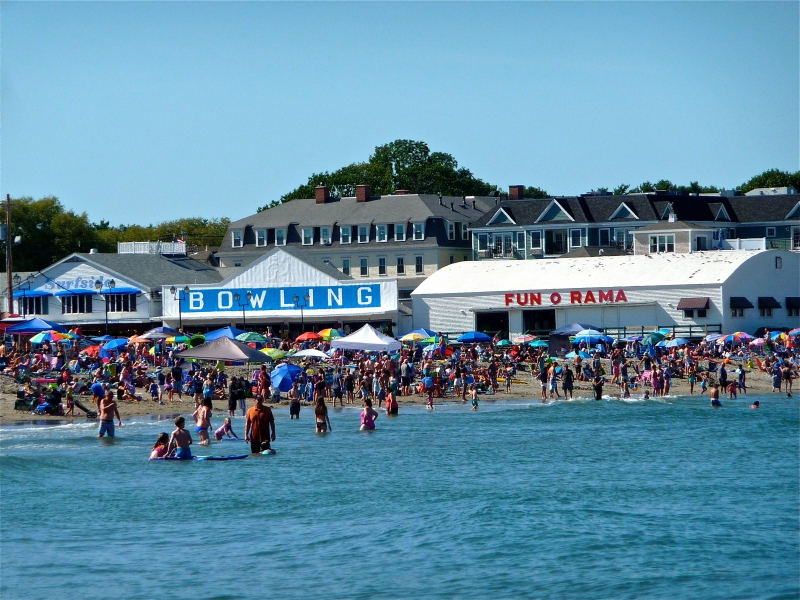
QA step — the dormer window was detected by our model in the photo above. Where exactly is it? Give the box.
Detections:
[487,208,516,226]
[275,228,286,246]
[461,223,469,240]
[413,222,425,241]
[535,200,574,223]
[376,225,388,243]
[358,225,369,243]
[394,223,406,242]
[609,202,639,220]
[340,226,351,244]
[302,228,314,246]
[714,205,731,221]
[256,230,267,247]
[321,227,332,245]
[232,230,243,248]
[447,222,455,240]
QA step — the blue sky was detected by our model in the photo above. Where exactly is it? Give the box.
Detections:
[2,2,797,225]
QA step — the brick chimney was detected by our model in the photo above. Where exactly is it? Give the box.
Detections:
[509,185,524,200]
[315,185,330,204]
[356,185,371,203]
[394,189,409,195]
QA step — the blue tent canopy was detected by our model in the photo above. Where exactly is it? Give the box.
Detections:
[12,290,51,298]
[204,326,247,341]
[6,318,67,334]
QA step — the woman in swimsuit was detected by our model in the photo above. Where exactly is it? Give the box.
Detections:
[193,397,212,445]
[360,398,378,431]
[315,397,332,433]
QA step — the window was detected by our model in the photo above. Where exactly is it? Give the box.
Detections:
[463,255,468,261]
[599,229,610,246]
[649,235,675,253]
[321,227,332,245]
[461,223,469,240]
[683,309,694,319]
[696,309,707,318]
[413,222,424,241]
[515,232,525,251]
[341,258,351,276]
[275,228,286,246]
[447,222,455,240]
[776,257,782,269]
[232,230,243,248]
[396,256,405,274]
[233,261,242,267]
[760,308,773,318]
[340,226,351,244]
[415,255,424,274]
[360,258,368,276]
[358,225,369,243]
[789,308,800,317]
[376,225,388,243]
[766,227,776,238]
[569,229,583,248]
[20,296,47,315]
[302,228,314,245]
[61,295,92,314]
[449,255,455,264]
[378,257,387,276]
[529,231,542,249]
[107,294,137,313]
[256,230,267,247]
[731,308,745,318]
[394,223,406,242]
[478,234,489,251]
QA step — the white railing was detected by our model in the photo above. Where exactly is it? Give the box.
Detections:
[117,241,186,255]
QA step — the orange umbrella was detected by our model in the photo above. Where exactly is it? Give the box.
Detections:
[296,332,321,342]
[81,345,100,357]
[129,336,151,344]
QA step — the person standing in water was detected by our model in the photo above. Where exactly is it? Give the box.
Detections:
[288,381,302,419]
[193,398,212,446]
[315,397,332,433]
[245,394,276,454]
[592,371,604,401]
[98,390,122,438]
[360,398,378,431]
[710,383,722,407]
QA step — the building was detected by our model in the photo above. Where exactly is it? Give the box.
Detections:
[216,186,495,300]
[468,189,800,260]
[411,249,800,340]
[160,247,402,337]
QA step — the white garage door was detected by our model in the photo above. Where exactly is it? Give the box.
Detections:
[618,304,657,328]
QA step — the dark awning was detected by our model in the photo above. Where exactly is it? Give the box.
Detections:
[758,297,781,309]
[676,297,710,310]
[730,297,754,309]
[786,297,800,309]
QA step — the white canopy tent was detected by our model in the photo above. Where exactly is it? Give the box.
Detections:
[330,324,401,352]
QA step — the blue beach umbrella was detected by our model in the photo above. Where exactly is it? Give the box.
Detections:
[269,363,304,392]
[457,331,493,343]
[666,338,690,347]
[103,338,130,351]
[91,335,116,342]
[205,326,247,341]
[565,350,591,359]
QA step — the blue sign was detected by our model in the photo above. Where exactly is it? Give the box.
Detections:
[181,285,382,313]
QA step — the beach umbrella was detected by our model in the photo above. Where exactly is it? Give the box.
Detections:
[318,328,343,341]
[718,332,753,344]
[407,328,436,339]
[166,335,190,344]
[261,348,287,360]
[529,340,549,347]
[291,348,329,360]
[91,335,116,342]
[665,338,690,348]
[29,330,69,344]
[6,318,67,335]
[642,332,666,346]
[237,332,268,343]
[457,331,493,343]
[513,334,537,343]
[704,333,723,342]
[103,338,129,351]
[788,328,800,336]
[296,332,321,342]
[622,335,643,342]
[81,345,100,357]
[769,331,786,341]
[188,335,206,348]
[176,337,267,363]
[565,350,591,359]
[204,326,247,341]
[269,363,304,392]
[401,332,428,343]
[749,338,766,347]
[496,339,512,347]
[128,336,152,344]
[140,326,181,340]
[575,329,603,337]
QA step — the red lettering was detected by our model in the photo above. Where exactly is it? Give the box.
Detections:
[570,291,583,304]
[516,293,528,306]
[599,290,613,303]
[584,290,596,303]
[529,292,542,306]
[505,293,514,306]
[615,290,628,302]
[550,292,561,305]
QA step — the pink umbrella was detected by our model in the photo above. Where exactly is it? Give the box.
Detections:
[749,338,765,347]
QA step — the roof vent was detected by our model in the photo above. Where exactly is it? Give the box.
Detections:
[89,248,99,254]
[461,196,467,208]
[668,211,678,223]
[395,189,409,196]
[472,200,476,210]
[438,195,443,206]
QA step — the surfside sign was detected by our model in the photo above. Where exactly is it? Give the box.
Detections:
[180,284,382,313]
[504,290,628,307]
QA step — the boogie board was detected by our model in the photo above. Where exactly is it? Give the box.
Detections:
[150,454,248,461]
[261,449,277,455]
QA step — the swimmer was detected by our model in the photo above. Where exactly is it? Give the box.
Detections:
[750,401,760,409]
[193,397,212,445]
[643,390,650,399]
[710,383,722,407]
[150,432,169,459]
[469,385,478,410]
[213,417,239,441]
[360,398,378,431]
[167,416,193,459]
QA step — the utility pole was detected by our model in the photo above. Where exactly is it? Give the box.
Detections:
[5,195,12,316]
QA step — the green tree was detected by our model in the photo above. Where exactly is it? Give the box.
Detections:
[739,169,800,193]
[523,186,549,199]
[612,184,630,196]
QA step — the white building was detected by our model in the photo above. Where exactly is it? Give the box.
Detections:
[411,249,800,339]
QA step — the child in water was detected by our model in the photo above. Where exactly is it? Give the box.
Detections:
[470,385,479,410]
[150,432,170,459]
[214,417,239,441]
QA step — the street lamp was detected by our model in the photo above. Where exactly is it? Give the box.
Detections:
[293,294,310,334]
[94,279,115,334]
[233,291,252,330]
[170,285,190,330]
[13,273,35,317]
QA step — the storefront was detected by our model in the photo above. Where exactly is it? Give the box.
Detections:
[411,249,800,338]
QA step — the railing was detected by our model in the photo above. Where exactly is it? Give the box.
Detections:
[602,324,722,340]
[476,248,525,260]
[117,241,186,256]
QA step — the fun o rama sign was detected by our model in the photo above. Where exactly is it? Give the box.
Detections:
[504,290,628,307]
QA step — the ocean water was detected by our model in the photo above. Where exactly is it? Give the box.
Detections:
[1,394,798,600]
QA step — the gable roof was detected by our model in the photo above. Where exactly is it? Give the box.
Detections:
[633,220,713,232]
[487,207,517,226]
[67,253,223,290]
[608,202,639,220]
[536,199,575,223]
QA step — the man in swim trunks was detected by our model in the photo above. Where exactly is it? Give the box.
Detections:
[245,394,275,454]
[167,416,193,459]
[98,390,122,438]
[710,383,722,407]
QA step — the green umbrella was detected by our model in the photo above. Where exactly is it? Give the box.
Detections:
[529,340,548,347]
[237,332,268,343]
[642,332,666,346]
[261,348,287,360]
[496,339,512,347]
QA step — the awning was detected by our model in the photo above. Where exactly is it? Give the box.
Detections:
[729,297,754,309]
[758,297,781,309]
[54,289,96,297]
[676,297,709,310]
[103,287,141,295]
[786,297,800,309]
[11,290,51,298]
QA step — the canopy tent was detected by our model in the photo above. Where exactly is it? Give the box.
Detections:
[204,326,247,341]
[176,337,267,363]
[291,348,329,360]
[6,318,67,335]
[330,324,401,352]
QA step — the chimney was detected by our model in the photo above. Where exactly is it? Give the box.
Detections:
[395,189,409,195]
[356,184,371,203]
[450,202,454,210]
[472,200,476,210]
[509,185,525,200]
[438,195,443,206]
[315,185,330,204]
